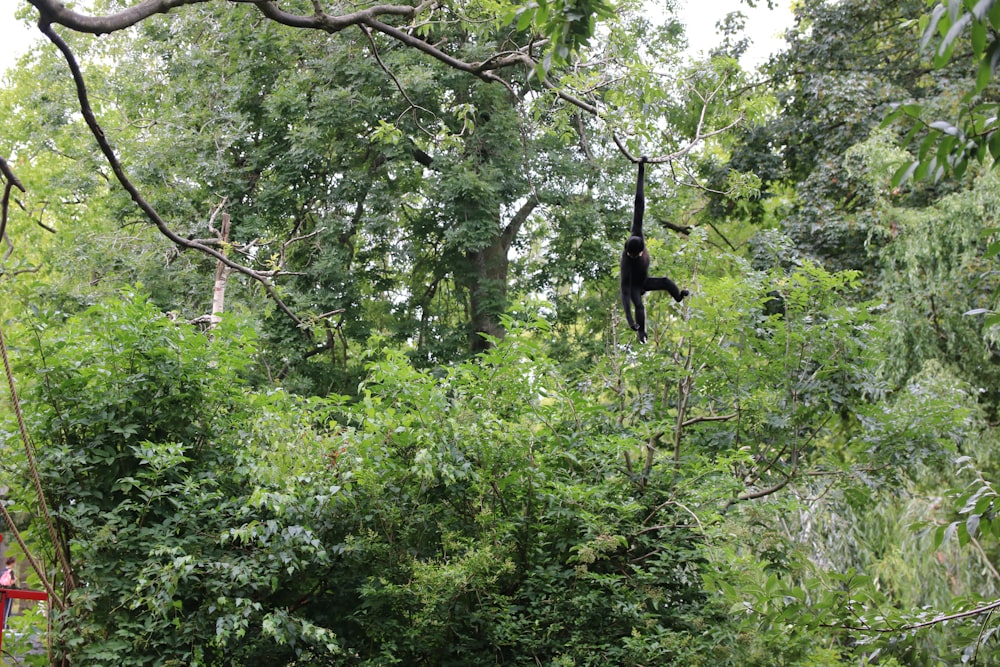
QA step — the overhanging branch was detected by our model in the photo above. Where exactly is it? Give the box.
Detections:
[27,0,602,116]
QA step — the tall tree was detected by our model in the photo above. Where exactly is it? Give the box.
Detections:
[4,0,730,384]
[709,0,969,275]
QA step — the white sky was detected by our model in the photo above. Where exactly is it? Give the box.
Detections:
[680,0,793,69]
[1,0,35,71]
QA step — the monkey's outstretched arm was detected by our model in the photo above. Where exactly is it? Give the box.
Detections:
[630,157,646,239]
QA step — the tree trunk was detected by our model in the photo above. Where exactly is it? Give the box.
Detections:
[209,212,231,328]
[462,199,537,353]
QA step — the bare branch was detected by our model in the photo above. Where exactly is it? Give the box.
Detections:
[615,112,744,165]
[0,156,26,193]
[1,186,12,256]
[723,416,833,511]
[831,598,1000,634]
[206,197,228,236]
[660,218,692,235]
[680,413,737,428]
[32,0,607,115]
[277,227,326,270]
[736,470,794,502]
[574,113,594,162]
[613,72,746,167]
[26,0,410,34]
[0,156,27,247]
[613,134,638,162]
[363,17,519,98]
[1,230,12,263]
[641,499,704,532]
[208,210,231,327]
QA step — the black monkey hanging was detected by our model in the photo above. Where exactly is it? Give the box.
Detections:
[620,157,688,343]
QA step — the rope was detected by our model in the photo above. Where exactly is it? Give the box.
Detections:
[0,322,71,608]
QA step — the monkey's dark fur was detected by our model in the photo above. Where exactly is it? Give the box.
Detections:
[620,157,688,343]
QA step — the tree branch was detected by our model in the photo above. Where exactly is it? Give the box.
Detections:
[0,156,26,246]
[359,25,437,138]
[680,412,737,428]
[36,19,306,329]
[26,0,409,34]
[0,156,25,193]
[501,198,538,251]
[613,71,745,166]
[27,0,602,115]
[831,598,1000,634]
[722,416,833,512]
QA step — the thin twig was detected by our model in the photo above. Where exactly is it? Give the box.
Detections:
[831,598,1000,634]
[681,413,737,428]
[359,25,437,137]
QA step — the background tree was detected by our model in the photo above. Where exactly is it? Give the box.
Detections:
[707,0,970,278]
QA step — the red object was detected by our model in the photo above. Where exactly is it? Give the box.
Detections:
[0,587,48,655]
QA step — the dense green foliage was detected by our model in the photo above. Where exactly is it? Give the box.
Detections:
[889,0,1000,183]
[3,0,1000,664]
[0,272,884,665]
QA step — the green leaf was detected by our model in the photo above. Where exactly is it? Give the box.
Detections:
[918,133,938,161]
[955,155,969,177]
[958,518,972,546]
[942,14,972,52]
[972,16,988,55]
[975,494,995,514]
[990,0,1000,28]
[989,37,1000,75]
[892,160,918,186]
[934,523,947,549]
[977,50,995,92]
[938,135,958,169]
[948,0,963,22]
[988,129,1000,161]
[934,41,957,68]
[977,39,1000,92]
[516,6,536,31]
[930,120,961,136]
[914,156,934,180]
[973,0,995,20]
[943,521,959,547]
[924,4,949,50]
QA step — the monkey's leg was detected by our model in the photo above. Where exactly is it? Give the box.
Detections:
[645,276,689,302]
[631,288,647,343]
[621,285,638,330]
